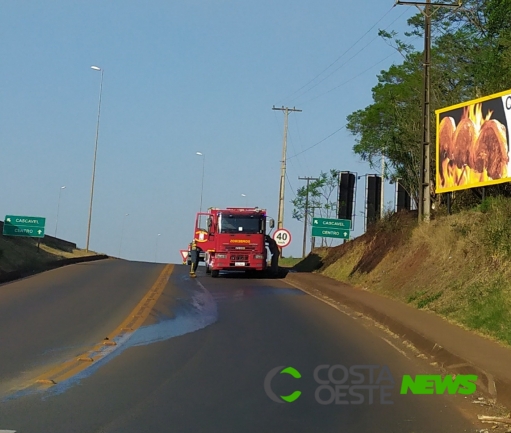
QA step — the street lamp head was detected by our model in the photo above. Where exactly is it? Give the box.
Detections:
[91,66,101,71]
[196,152,203,156]
[61,186,66,189]
[241,194,246,197]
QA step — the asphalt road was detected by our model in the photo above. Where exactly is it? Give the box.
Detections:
[0,259,165,393]
[0,262,479,432]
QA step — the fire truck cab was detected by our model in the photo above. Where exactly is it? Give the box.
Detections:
[189,207,274,277]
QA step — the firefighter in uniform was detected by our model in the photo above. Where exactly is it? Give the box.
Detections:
[189,240,202,277]
[265,235,280,276]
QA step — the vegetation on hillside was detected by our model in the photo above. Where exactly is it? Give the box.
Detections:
[299,198,511,345]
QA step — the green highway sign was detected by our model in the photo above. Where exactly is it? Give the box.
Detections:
[311,226,350,240]
[3,224,45,238]
[3,215,46,238]
[312,217,351,230]
[5,215,45,228]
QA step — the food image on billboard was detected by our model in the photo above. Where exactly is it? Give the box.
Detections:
[436,89,511,193]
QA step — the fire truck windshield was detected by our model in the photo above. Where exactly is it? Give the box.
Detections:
[218,214,264,234]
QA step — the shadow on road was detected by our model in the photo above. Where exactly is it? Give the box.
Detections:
[194,267,291,280]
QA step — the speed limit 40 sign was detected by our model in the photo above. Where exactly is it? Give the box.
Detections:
[273,228,291,247]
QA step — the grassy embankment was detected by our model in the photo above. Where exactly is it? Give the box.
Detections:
[0,234,95,275]
[294,196,511,346]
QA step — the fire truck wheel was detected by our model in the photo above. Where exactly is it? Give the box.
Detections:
[211,270,219,278]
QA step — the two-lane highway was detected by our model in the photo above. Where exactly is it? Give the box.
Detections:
[0,262,479,432]
[0,259,165,395]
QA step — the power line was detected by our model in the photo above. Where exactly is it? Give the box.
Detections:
[287,7,410,105]
[287,115,308,175]
[299,51,399,105]
[286,171,296,198]
[287,124,346,160]
[277,5,396,105]
[281,36,413,161]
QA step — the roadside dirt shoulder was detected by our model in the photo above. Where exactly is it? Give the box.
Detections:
[285,270,511,413]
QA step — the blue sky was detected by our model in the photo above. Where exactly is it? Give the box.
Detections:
[0,1,417,262]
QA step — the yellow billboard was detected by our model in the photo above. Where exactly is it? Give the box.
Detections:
[436,89,511,193]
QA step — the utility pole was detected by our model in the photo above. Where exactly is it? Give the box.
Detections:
[272,106,302,230]
[396,0,461,223]
[298,176,319,258]
[381,154,385,219]
[310,206,319,251]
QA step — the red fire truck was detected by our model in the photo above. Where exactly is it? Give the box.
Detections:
[188,207,275,277]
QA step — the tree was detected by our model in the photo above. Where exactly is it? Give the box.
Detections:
[292,169,340,247]
[346,53,423,205]
[346,1,511,209]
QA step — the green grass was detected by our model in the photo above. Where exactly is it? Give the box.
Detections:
[406,290,443,309]
[417,291,443,309]
[459,278,511,344]
[480,196,511,260]
[276,198,511,346]
[407,290,427,304]
[279,257,303,267]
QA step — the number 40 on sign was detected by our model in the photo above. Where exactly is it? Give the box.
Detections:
[273,228,291,248]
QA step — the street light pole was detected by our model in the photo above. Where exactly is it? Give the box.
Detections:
[55,185,66,237]
[155,233,161,262]
[196,152,205,214]
[196,152,205,227]
[119,213,129,257]
[241,193,247,206]
[86,65,104,252]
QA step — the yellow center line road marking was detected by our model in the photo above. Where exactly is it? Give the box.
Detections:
[32,263,174,388]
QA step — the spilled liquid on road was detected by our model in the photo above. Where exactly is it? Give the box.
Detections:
[4,281,218,401]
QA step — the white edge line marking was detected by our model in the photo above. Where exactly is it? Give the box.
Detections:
[284,280,352,317]
[381,337,410,359]
[283,279,410,360]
